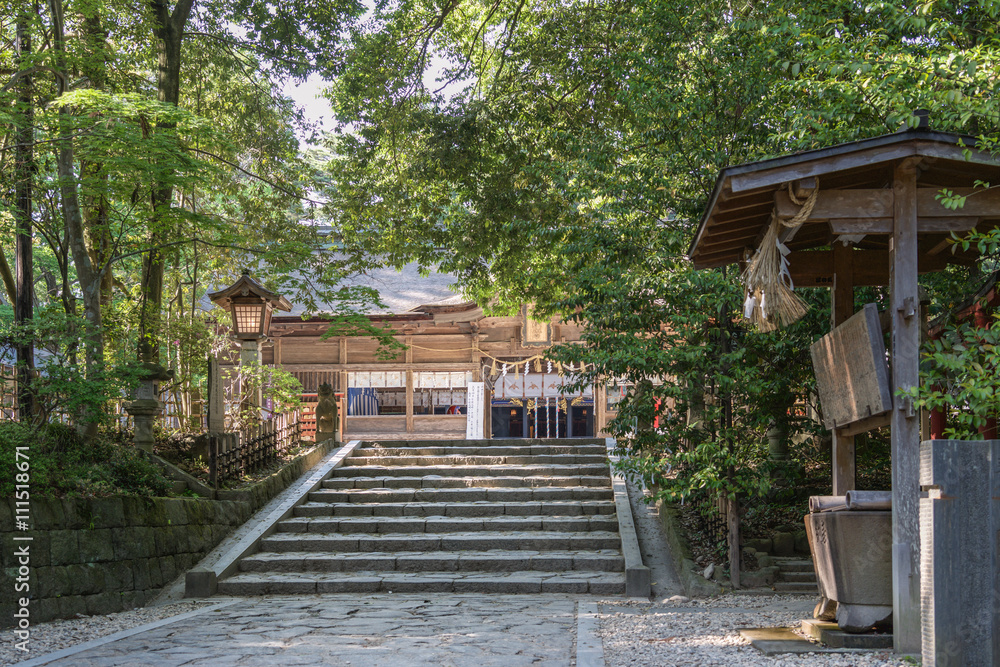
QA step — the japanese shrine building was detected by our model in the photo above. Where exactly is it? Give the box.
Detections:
[257,262,622,441]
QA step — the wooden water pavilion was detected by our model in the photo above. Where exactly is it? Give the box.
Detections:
[689,124,1000,653]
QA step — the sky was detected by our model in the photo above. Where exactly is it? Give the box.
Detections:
[283,74,335,145]
[282,60,462,147]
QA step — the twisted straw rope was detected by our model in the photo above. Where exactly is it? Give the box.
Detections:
[741,181,819,330]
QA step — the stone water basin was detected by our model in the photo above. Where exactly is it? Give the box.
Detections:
[805,510,893,633]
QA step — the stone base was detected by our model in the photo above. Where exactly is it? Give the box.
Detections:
[813,596,837,621]
[801,619,893,649]
[835,603,892,633]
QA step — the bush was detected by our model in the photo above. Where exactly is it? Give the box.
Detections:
[0,422,172,498]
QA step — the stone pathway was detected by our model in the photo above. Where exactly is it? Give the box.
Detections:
[12,594,584,667]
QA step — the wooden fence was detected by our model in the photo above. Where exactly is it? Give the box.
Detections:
[1,364,16,421]
[208,411,302,488]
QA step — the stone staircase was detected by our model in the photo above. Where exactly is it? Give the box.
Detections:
[217,439,630,595]
[771,556,819,593]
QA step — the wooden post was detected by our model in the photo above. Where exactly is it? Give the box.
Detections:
[405,370,414,434]
[891,158,922,654]
[727,496,741,588]
[831,242,856,495]
[483,382,493,440]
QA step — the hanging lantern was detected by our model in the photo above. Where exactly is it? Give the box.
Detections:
[208,269,291,341]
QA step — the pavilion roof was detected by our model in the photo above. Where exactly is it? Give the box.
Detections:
[689,128,1000,277]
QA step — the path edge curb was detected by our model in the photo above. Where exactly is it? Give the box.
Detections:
[606,438,651,598]
[184,440,364,597]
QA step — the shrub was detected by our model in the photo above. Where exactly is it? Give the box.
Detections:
[0,422,172,498]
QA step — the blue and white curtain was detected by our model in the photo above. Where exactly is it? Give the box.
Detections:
[347,388,380,416]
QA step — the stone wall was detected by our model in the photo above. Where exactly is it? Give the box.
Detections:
[1,438,342,627]
[0,496,250,626]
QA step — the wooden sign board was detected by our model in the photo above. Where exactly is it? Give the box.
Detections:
[810,303,892,430]
[522,305,552,346]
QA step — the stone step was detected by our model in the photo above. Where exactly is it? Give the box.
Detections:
[360,438,604,449]
[217,570,626,595]
[260,530,623,553]
[332,464,611,478]
[293,500,617,518]
[321,475,612,490]
[275,514,621,534]
[772,581,819,593]
[779,571,817,584]
[239,549,625,573]
[352,445,608,457]
[773,558,815,573]
[346,454,608,466]
[308,486,614,504]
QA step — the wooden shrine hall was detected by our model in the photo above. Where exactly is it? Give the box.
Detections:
[688,124,1000,654]
[256,261,617,441]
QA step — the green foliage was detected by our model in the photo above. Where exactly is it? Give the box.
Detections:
[323,0,836,507]
[905,316,1000,438]
[767,0,1000,147]
[0,422,172,498]
[223,359,304,430]
[0,307,144,426]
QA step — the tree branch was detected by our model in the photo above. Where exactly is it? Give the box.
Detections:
[184,146,331,205]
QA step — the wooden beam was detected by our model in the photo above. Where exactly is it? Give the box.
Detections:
[731,144,915,193]
[830,243,856,496]
[777,189,893,220]
[890,158,922,654]
[787,250,954,287]
[837,411,892,437]
[777,187,1000,221]
[829,217,980,235]
[278,362,479,372]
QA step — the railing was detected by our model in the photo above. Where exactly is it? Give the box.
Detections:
[209,410,301,488]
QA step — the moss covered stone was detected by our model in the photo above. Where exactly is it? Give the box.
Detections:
[49,530,80,566]
[87,497,125,529]
[77,528,114,563]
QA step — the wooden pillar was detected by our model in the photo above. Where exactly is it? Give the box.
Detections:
[404,336,414,433]
[831,242,856,495]
[595,384,606,437]
[405,370,414,434]
[973,305,998,439]
[484,385,492,439]
[890,158,922,654]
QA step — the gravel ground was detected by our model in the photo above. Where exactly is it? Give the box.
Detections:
[600,594,911,667]
[0,600,217,667]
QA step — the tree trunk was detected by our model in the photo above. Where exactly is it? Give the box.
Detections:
[79,8,116,307]
[139,0,196,364]
[49,0,105,401]
[14,10,36,421]
[0,248,16,306]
